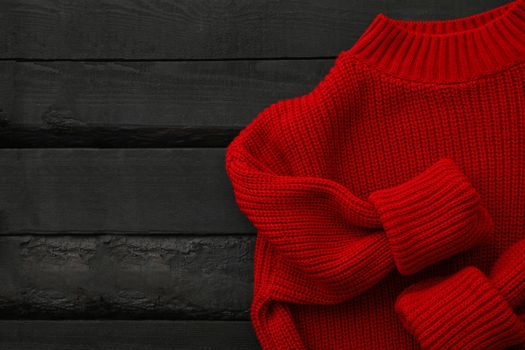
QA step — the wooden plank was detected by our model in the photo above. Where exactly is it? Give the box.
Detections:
[0,0,508,59]
[0,149,255,234]
[0,235,253,319]
[0,60,332,147]
[0,320,260,350]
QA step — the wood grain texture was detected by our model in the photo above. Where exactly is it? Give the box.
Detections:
[0,235,253,319]
[0,320,260,349]
[0,60,332,147]
[0,0,508,59]
[0,148,255,234]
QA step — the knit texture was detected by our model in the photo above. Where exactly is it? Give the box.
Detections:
[395,239,525,349]
[224,0,525,348]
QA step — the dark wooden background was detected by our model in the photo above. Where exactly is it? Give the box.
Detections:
[0,1,510,349]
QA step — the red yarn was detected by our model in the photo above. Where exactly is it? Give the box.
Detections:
[395,239,525,349]
[225,0,525,348]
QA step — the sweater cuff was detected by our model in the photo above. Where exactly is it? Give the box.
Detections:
[395,266,525,350]
[368,158,494,275]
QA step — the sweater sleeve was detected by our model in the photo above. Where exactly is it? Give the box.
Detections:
[224,53,494,304]
[395,238,525,350]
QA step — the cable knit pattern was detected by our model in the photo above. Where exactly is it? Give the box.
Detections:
[224,0,525,348]
[395,239,525,349]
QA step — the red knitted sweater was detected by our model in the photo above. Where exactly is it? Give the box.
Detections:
[224,0,525,349]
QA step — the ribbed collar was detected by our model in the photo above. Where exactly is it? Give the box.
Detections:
[347,0,525,83]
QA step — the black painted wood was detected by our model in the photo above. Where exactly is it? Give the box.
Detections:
[0,0,509,59]
[0,60,332,147]
[0,1,511,347]
[0,235,254,319]
[0,321,260,350]
[0,149,254,234]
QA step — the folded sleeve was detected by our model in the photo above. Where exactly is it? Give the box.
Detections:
[226,135,394,303]
[395,238,525,350]
[225,52,494,305]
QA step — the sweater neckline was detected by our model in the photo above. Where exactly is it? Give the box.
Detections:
[347,0,525,84]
